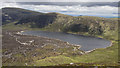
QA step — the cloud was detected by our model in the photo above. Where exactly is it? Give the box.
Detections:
[1,2,118,18]
[2,0,120,2]
[33,5,118,17]
[1,2,20,8]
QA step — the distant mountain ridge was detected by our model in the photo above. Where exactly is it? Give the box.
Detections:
[2,7,118,37]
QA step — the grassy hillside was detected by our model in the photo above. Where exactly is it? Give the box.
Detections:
[30,41,118,66]
[2,7,43,25]
[2,7,119,66]
[2,7,118,40]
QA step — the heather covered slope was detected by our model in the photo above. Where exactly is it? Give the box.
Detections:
[2,7,57,27]
[2,7,119,66]
[43,15,118,40]
[2,7,118,39]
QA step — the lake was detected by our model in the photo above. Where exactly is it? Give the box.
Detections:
[21,31,111,51]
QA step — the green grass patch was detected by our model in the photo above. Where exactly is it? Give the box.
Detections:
[32,55,77,66]
[69,41,118,66]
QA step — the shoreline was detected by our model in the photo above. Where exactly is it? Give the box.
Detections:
[85,41,113,53]
[16,30,83,51]
[16,30,113,54]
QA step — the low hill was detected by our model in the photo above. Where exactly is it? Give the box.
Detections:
[2,7,118,39]
[2,7,119,66]
[2,7,43,25]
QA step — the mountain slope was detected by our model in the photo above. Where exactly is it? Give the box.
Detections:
[2,7,119,66]
[2,7,118,39]
[2,7,43,25]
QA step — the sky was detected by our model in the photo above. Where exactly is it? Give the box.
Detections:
[2,0,120,2]
[1,0,119,18]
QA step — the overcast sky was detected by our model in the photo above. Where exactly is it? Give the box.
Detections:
[1,0,119,18]
[2,0,120,2]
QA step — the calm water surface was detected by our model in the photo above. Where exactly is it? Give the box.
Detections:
[22,31,111,51]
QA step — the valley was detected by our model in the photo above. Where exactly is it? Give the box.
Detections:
[2,7,119,66]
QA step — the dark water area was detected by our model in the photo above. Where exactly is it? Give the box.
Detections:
[22,31,111,51]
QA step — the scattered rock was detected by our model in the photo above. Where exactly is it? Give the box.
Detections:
[41,56,46,59]
[70,63,74,65]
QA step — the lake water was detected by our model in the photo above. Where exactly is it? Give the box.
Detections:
[21,31,111,51]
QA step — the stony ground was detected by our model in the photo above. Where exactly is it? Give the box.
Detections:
[2,30,83,66]
[2,29,118,66]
